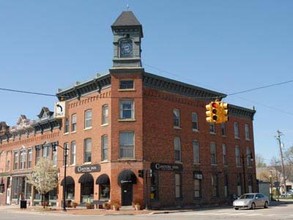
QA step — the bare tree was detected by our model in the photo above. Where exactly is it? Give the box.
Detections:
[255,154,267,167]
[27,158,58,208]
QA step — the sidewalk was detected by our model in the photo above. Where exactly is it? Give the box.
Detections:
[0,204,166,216]
[1,199,292,216]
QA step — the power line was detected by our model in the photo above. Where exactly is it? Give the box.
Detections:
[0,87,56,97]
[228,79,293,96]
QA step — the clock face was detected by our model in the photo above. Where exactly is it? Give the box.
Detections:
[120,40,133,57]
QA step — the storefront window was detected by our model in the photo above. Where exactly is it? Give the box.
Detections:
[99,185,110,200]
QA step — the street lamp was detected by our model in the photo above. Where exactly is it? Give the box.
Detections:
[241,152,254,194]
[52,142,68,211]
[269,170,273,201]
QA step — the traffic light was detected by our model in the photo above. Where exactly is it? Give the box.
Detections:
[206,101,220,123]
[219,102,229,123]
[138,169,144,178]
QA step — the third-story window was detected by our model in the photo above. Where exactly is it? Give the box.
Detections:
[209,123,216,133]
[70,141,76,165]
[27,149,32,169]
[102,104,109,125]
[192,112,198,130]
[119,80,134,89]
[71,114,77,132]
[210,142,217,165]
[245,124,250,140]
[101,135,108,161]
[119,131,134,158]
[234,122,239,139]
[84,138,92,163]
[84,109,92,129]
[35,146,41,164]
[13,151,18,170]
[173,109,180,127]
[193,140,200,164]
[120,100,134,119]
[221,123,226,136]
[64,118,69,133]
[174,137,181,162]
[20,150,26,169]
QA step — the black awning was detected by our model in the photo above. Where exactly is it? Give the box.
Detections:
[118,170,137,185]
[96,174,110,185]
[78,173,94,184]
[61,176,75,186]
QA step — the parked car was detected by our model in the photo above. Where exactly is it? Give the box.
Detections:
[233,193,269,210]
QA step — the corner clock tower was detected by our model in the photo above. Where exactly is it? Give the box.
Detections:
[111,11,143,68]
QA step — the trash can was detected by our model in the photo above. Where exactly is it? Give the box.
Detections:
[20,200,27,209]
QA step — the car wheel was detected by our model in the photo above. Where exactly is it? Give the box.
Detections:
[264,201,268,208]
[251,202,256,210]
[234,207,239,210]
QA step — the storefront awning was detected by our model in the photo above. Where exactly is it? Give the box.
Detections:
[61,176,75,186]
[96,174,110,185]
[118,170,137,185]
[78,173,94,184]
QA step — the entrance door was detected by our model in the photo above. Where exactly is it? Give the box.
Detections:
[121,183,133,206]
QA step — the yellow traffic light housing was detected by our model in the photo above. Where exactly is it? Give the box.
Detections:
[206,101,220,123]
[206,100,229,124]
[219,102,229,123]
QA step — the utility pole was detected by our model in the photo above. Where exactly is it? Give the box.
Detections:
[276,130,286,193]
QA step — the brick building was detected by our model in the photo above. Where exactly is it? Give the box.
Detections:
[0,11,256,209]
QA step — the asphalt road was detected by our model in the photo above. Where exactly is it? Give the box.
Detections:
[1,200,293,220]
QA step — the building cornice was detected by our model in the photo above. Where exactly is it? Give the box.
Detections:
[56,74,111,101]
[143,72,226,101]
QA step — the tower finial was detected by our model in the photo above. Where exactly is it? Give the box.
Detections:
[126,3,130,11]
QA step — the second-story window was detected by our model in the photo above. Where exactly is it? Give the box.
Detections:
[210,142,217,165]
[222,144,227,165]
[209,123,216,133]
[84,138,92,163]
[101,135,108,161]
[70,141,76,165]
[193,140,200,164]
[119,131,134,159]
[174,137,181,162]
[120,100,134,119]
[71,114,77,132]
[84,109,92,129]
[235,145,241,166]
[173,109,180,128]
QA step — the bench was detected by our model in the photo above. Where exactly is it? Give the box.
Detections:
[92,200,108,209]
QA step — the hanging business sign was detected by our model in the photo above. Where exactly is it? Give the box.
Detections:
[54,101,66,118]
[75,164,101,173]
[151,162,183,172]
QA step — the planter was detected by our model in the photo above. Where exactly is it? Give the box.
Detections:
[134,204,141,210]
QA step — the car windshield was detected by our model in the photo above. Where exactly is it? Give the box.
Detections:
[240,194,255,199]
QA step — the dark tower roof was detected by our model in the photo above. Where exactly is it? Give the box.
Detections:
[111,11,143,37]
